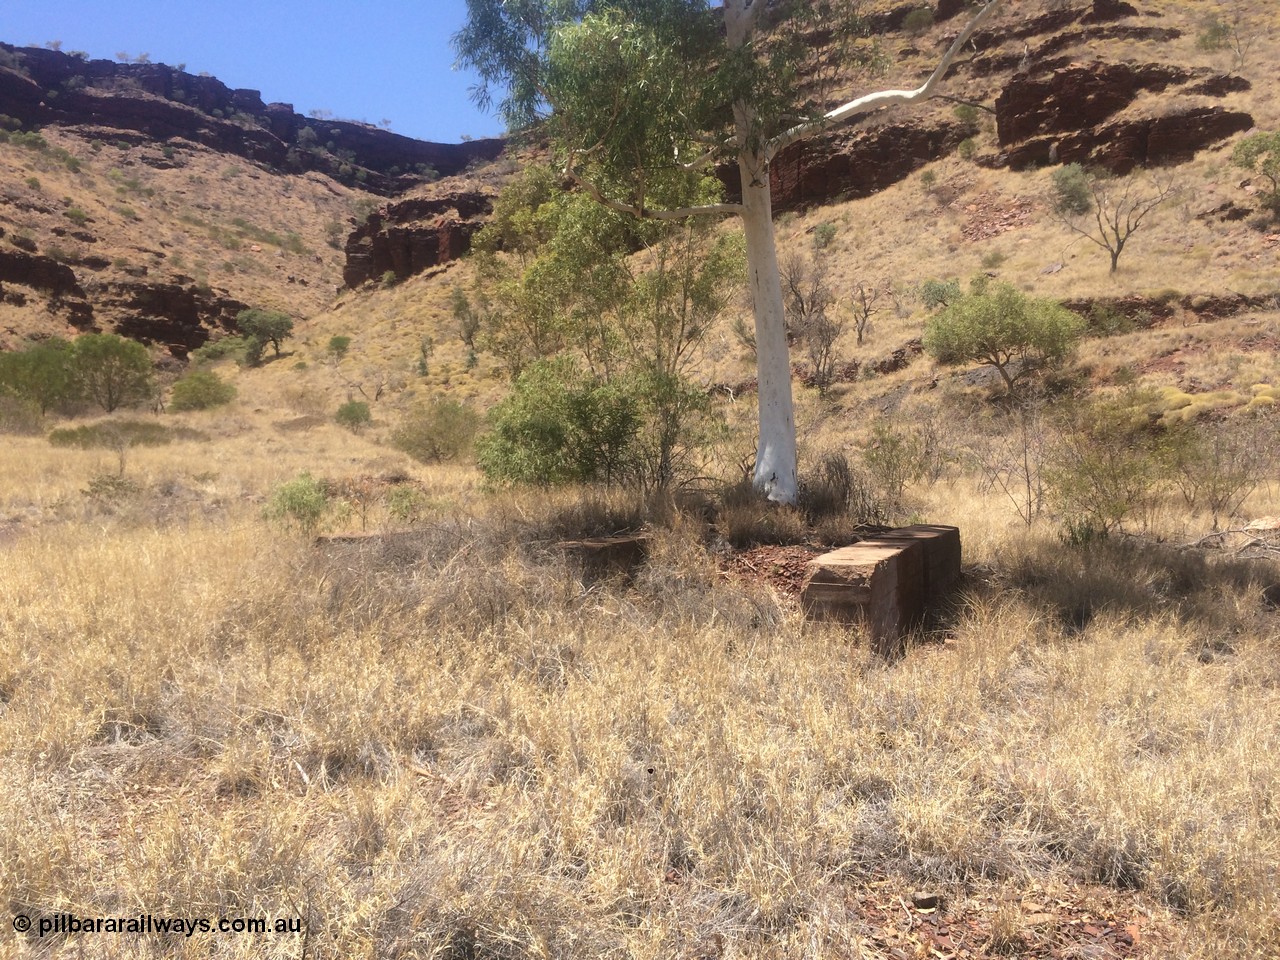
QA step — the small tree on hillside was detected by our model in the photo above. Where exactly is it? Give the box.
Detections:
[70,333,154,412]
[236,308,294,357]
[1051,170,1179,273]
[924,282,1085,395]
[1231,131,1280,219]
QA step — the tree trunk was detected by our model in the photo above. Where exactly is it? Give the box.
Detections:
[738,145,799,504]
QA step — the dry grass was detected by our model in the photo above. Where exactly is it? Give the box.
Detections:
[1,408,1278,958]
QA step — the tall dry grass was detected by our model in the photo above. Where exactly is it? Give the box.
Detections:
[1,419,1278,959]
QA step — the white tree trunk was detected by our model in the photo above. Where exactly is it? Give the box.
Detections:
[739,145,799,504]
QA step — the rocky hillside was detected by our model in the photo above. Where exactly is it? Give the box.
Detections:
[0,41,505,356]
[0,0,1277,365]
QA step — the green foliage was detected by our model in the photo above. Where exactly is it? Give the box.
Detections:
[0,338,77,413]
[924,282,1085,394]
[390,398,481,464]
[335,400,372,433]
[1051,163,1092,215]
[236,308,294,358]
[812,223,838,249]
[1160,413,1278,529]
[168,370,236,411]
[920,277,961,310]
[919,169,938,190]
[1231,131,1280,216]
[476,358,639,487]
[326,335,352,360]
[953,103,981,135]
[190,335,253,366]
[386,485,429,525]
[69,333,155,412]
[1045,392,1167,539]
[265,472,328,534]
[957,137,977,161]
[0,396,44,435]
[1196,15,1230,51]
[903,7,935,35]
[64,207,89,226]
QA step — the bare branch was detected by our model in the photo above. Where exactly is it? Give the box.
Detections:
[766,0,1003,162]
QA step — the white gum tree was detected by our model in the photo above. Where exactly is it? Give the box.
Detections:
[456,0,1004,503]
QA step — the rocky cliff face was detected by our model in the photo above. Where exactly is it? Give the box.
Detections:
[0,43,504,195]
[342,190,497,288]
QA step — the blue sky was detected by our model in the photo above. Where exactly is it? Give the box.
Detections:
[0,0,506,143]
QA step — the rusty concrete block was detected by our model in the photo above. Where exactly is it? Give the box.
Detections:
[869,524,961,603]
[801,539,925,658]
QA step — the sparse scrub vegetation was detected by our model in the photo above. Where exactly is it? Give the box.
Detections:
[168,370,237,411]
[3,4,1280,954]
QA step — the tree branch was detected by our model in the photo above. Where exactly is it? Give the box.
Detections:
[765,0,1003,162]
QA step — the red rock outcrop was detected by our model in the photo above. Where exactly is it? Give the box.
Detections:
[342,191,497,288]
[994,62,1254,174]
[0,43,505,195]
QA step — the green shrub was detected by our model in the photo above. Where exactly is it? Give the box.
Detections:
[236,308,294,357]
[953,104,981,135]
[169,370,236,411]
[924,282,1085,394]
[64,207,89,226]
[812,223,838,249]
[391,398,480,463]
[1051,163,1092,215]
[265,472,328,533]
[920,277,961,310]
[335,400,372,433]
[957,137,977,161]
[326,335,352,360]
[903,7,934,35]
[476,358,639,487]
[190,335,253,366]
[1230,131,1280,217]
[386,485,429,525]
[1196,15,1230,51]
[1044,393,1166,539]
[0,396,44,435]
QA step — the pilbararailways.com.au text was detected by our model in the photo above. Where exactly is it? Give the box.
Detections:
[13,913,304,938]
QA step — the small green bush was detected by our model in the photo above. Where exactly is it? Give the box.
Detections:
[476,358,639,487]
[391,398,480,463]
[335,400,372,433]
[920,277,961,310]
[190,335,253,366]
[1045,393,1166,539]
[169,370,236,411]
[957,137,977,161]
[326,335,352,360]
[1051,163,1092,215]
[903,7,934,35]
[265,472,328,533]
[812,223,838,249]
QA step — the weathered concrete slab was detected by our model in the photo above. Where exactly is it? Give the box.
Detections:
[801,539,925,658]
[868,524,961,602]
